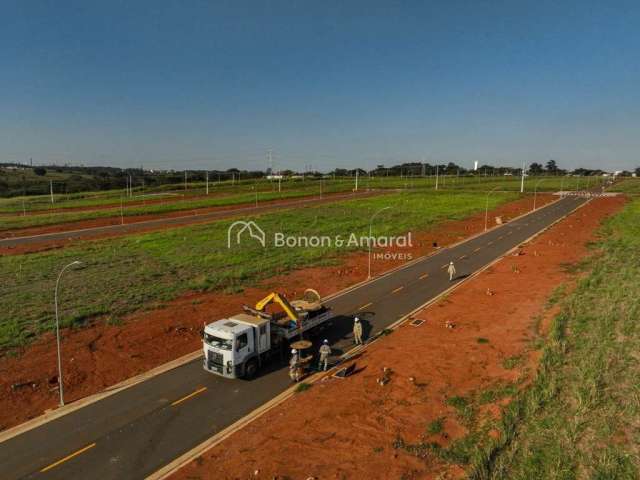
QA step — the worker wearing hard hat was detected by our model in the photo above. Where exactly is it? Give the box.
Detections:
[353,317,363,345]
[447,261,457,282]
[318,339,331,371]
[289,349,300,382]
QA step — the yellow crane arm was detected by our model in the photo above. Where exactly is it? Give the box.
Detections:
[254,292,300,326]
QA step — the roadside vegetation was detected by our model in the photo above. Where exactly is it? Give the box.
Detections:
[0,175,574,231]
[0,181,354,231]
[395,198,640,479]
[609,177,640,194]
[0,190,517,353]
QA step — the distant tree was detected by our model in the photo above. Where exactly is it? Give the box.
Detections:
[635,167,640,177]
[529,163,544,174]
[545,159,558,173]
[33,167,46,176]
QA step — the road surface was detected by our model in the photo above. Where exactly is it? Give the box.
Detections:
[0,195,587,480]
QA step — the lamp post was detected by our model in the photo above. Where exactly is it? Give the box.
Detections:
[368,206,392,279]
[54,260,82,407]
[484,186,500,231]
[533,179,544,211]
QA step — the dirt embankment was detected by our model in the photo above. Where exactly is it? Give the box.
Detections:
[0,194,555,431]
[0,191,382,256]
[170,196,625,480]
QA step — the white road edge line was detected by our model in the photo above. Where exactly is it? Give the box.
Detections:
[146,197,591,480]
[0,194,564,444]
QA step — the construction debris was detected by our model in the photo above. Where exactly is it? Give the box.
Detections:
[377,367,392,386]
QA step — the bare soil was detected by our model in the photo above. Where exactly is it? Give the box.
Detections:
[0,194,555,431]
[170,196,625,480]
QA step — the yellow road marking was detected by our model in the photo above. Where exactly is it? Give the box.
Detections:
[458,255,467,260]
[359,302,372,310]
[392,286,404,294]
[441,264,449,269]
[473,247,481,253]
[171,386,207,407]
[40,443,96,473]
[487,241,494,245]
[419,273,429,280]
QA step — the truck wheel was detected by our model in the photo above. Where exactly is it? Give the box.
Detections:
[244,359,258,379]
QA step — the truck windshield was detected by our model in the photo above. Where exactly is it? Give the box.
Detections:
[204,334,232,350]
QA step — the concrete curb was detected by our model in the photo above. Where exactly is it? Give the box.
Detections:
[0,193,560,443]
[147,196,589,480]
[0,350,202,444]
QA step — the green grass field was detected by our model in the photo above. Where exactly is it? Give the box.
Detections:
[429,198,640,479]
[0,175,581,232]
[609,177,640,194]
[0,190,518,353]
[0,181,353,231]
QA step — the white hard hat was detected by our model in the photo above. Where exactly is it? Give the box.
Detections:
[323,339,328,343]
[354,317,360,322]
[291,349,297,354]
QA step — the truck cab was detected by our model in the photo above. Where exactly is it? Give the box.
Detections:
[203,313,271,379]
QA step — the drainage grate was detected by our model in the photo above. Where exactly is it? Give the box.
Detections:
[410,318,425,327]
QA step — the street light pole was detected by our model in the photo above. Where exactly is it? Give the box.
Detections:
[484,186,500,232]
[368,206,392,279]
[54,260,82,407]
[533,179,544,211]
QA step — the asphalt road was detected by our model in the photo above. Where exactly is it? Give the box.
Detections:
[0,195,587,480]
[0,191,380,246]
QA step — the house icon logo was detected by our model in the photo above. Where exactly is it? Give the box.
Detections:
[227,221,266,248]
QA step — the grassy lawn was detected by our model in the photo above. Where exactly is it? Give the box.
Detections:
[443,199,640,479]
[610,177,640,194]
[0,182,352,231]
[0,190,517,353]
[0,175,578,231]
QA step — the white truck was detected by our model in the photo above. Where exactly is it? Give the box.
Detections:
[203,291,333,379]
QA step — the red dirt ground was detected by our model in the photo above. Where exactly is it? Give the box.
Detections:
[0,194,555,431]
[0,190,382,256]
[170,196,625,480]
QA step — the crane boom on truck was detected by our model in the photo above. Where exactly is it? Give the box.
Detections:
[203,289,333,379]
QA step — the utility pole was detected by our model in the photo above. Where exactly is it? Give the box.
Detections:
[435,165,439,190]
[184,171,187,192]
[355,169,359,192]
[206,171,209,195]
[50,180,54,204]
[520,162,526,193]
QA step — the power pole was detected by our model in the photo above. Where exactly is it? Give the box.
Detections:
[206,171,209,195]
[50,180,54,204]
[520,162,526,193]
[184,171,187,192]
[435,165,439,190]
[355,169,359,191]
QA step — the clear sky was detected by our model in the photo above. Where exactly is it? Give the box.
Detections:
[2,1,640,171]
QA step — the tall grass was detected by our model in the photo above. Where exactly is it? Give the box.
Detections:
[465,199,640,479]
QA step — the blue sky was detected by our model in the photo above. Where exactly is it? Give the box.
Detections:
[2,1,639,171]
